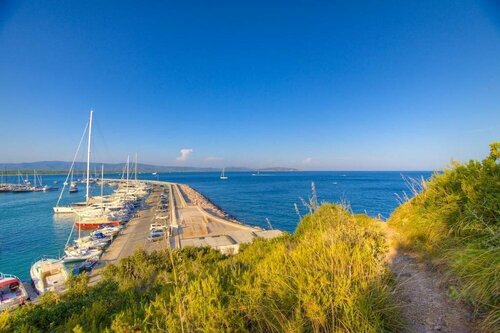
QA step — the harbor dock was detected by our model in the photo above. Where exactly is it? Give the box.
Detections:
[88,180,282,283]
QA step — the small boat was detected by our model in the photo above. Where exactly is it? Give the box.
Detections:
[43,185,58,192]
[152,172,158,176]
[63,247,102,263]
[68,182,78,193]
[73,234,111,250]
[30,258,69,295]
[93,225,122,237]
[0,272,29,311]
[53,206,75,214]
[69,170,79,193]
[72,259,98,275]
[220,167,228,180]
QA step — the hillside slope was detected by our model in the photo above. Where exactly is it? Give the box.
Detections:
[388,143,499,331]
[1,205,401,332]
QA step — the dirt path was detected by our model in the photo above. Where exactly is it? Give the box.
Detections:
[385,235,474,333]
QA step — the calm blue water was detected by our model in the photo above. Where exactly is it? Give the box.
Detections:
[0,171,431,280]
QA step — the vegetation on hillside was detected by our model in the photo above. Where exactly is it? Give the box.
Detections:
[1,205,402,332]
[388,142,500,331]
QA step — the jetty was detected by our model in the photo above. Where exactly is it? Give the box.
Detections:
[88,179,282,284]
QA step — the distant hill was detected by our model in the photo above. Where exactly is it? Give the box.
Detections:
[0,161,298,173]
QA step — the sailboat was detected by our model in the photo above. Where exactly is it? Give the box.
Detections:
[31,170,44,191]
[53,111,92,213]
[220,167,228,180]
[9,172,31,192]
[40,173,58,191]
[69,171,78,193]
[75,140,120,229]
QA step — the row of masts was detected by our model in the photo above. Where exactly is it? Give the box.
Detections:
[55,109,141,207]
[0,169,58,192]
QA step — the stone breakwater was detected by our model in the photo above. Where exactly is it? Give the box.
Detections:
[179,184,238,222]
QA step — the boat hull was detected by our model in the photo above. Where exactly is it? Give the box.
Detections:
[53,206,74,214]
[0,273,28,311]
[76,220,121,229]
[30,258,68,295]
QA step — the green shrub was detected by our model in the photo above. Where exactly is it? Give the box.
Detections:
[4,205,402,332]
[389,142,500,331]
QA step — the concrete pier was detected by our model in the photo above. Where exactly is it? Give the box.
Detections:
[89,180,283,283]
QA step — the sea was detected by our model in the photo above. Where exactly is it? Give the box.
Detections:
[0,171,432,280]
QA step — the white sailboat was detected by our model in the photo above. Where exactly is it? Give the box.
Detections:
[69,171,78,193]
[53,110,91,214]
[220,167,228,180]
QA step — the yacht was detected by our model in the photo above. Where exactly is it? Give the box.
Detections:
[30,258,69,295]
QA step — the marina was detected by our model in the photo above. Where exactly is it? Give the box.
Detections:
[86,179,282,285]
[1,177,283,306]
[0,109,431,309]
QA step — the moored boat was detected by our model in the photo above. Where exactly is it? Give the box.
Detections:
[30,258,69,295]
[0,273,29,311]
[76,217,121,229]
[63,247,102,263]
[53,206,75,214]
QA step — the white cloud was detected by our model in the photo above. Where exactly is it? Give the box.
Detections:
[205,156,223,161]
[176,148,193,161]
[303,157,313,164]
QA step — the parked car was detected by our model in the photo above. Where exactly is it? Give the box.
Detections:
[148,229,166,242]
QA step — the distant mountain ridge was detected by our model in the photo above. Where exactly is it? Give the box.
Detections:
[0,161,298,173]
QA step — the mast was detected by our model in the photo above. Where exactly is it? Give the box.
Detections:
[101,164,104,198]
[101,163,104,212]
[86,109,93,204]
[126,155,130,190]
[135,153,138,182]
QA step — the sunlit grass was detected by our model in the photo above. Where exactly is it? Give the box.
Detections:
[388,143,500,331]
[3,205,402,332]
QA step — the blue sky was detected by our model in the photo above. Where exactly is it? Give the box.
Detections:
[0,0,498,170]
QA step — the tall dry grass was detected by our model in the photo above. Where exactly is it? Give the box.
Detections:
[389,143,500,331]
[4,205,402,332]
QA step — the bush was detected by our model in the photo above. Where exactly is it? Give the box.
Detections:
[388,143,500,331]
[4,205,402,332]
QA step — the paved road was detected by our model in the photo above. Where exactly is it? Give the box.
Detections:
[88,181,267,284]
[88,185,171,284]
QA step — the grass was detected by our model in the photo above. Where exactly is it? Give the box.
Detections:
[2,204,402,332]
[388,142,500,331]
